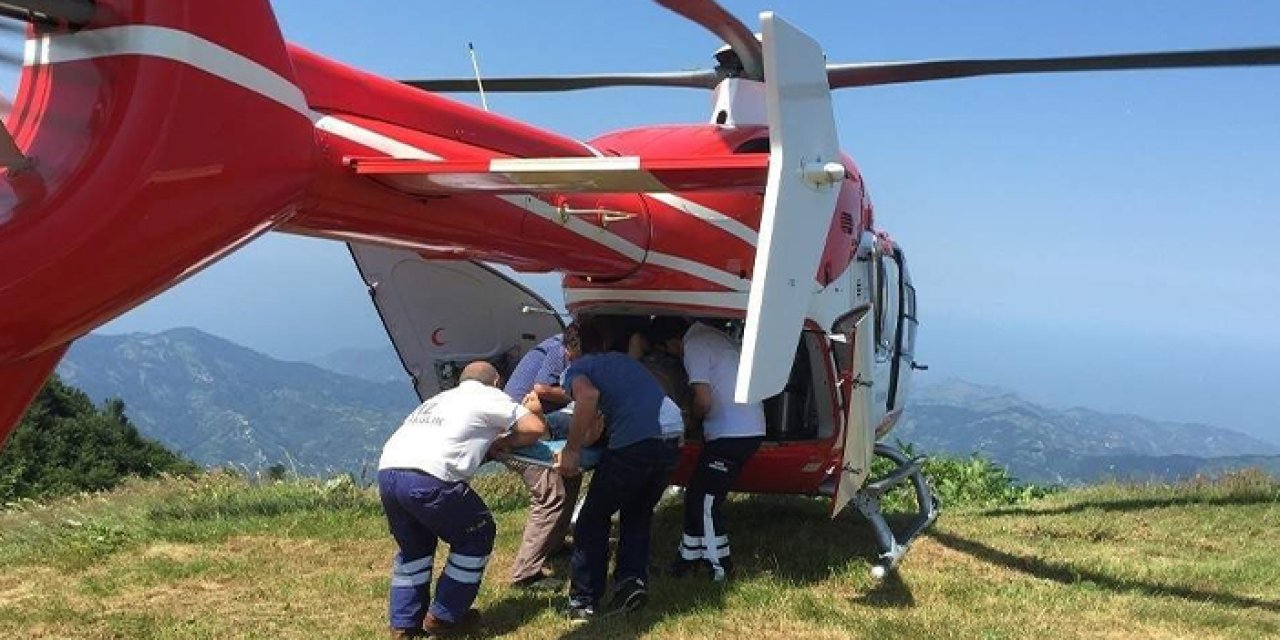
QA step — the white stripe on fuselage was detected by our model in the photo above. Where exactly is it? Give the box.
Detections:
[26,26,310,118]
[25,26,749,291]
[312,114,439,160]
[647,193,759,246]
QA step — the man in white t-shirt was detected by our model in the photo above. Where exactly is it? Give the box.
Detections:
[669,320,766,581]
[378,361,546,639]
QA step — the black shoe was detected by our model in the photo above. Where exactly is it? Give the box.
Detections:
[605,578,648,614]
[512,573,565,592]
[710,557,736,582]
[565,600,595,623]
[666,557,702,578]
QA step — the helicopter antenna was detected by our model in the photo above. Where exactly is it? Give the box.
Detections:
[467,42,490,111]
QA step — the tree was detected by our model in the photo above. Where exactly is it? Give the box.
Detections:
[0,375,198,502]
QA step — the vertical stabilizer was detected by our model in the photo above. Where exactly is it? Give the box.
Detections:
[734,12,843,403]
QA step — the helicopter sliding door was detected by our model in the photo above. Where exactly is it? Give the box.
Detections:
[872,246,918,418]
[831,308,875,517]
[887,249,919,422]
[347,243,564,400]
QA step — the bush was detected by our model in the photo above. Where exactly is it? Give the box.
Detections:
[0,376,198,504]
[874,443,1057,512]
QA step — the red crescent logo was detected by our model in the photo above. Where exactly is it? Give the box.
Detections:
[431,328,446,347]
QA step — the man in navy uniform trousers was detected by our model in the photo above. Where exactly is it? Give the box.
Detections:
[669,320,766,581]
[556,321,681,621]
[378,361,547,639]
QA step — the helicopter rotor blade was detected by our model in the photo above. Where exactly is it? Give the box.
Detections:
[654,0,764,80]
[826,46,1280,89]
[0,0,95,28]
[403,69,719,93]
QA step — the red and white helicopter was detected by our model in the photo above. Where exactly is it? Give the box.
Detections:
[0,0,1275,575]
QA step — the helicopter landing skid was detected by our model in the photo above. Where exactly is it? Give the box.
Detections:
[852,442,940,578]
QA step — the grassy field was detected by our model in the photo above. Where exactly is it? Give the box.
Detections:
[0,469,1277,639]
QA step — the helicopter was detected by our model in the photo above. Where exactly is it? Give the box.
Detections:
[0,0,1276,576]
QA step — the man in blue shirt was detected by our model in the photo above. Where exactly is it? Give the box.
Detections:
[501,326,580,592]
[556,320,679,621]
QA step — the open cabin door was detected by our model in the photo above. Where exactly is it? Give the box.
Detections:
[348,243,564,400]
[832,309,875,517]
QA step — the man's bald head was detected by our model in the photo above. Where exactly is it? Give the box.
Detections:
[459,361,501,387]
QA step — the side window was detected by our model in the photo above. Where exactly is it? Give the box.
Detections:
[876,256,900,361]
[901,281,918,358]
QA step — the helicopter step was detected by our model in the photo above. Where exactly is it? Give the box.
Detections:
[852,442,940,579]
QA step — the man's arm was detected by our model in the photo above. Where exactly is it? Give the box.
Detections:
[689,382,713,425]
[532,383,572,407]
[684,334,715,431]
[555,375,600,477]
[583,412,605,446]
[490,393,547,455]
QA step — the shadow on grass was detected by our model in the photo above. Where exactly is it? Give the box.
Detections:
[467,591,552,638]
[853,571,916,609]
[930,530,1280,613]
[980,492,1280,518]
[467,492,929,636]
[557,584,729,640]
[546,494,918,637]
[682,494,885,583]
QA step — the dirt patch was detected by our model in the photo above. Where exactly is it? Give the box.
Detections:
[138,542,202,562]
[0,566,58,606]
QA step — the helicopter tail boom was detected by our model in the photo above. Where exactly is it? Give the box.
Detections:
[0,0,315,438]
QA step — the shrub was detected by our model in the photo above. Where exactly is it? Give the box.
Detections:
[0,376,198,504]
[873,443,1058,512]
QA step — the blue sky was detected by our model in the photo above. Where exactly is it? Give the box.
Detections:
[34,1,1275,442]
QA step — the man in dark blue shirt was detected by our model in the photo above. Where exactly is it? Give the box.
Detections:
[556,321,679,621]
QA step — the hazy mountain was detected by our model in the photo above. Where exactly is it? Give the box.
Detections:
[55,331,1279,484]
[58,329,419,475]
[899,379,1280,484]
[306,345,406,384]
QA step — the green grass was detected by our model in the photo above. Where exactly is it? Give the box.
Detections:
[0,469,1277,638]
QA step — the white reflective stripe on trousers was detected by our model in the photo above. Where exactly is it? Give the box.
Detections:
[443,552,488,584]
[703,494,725,580]
[391,555,434,587]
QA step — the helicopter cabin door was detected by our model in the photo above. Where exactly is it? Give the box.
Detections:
[831,308,876,517]
[347,243,564,401]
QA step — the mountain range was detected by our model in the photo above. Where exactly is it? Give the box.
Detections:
[896,380,1280,484]
[57,329,418,475]
[56,328,1280,484]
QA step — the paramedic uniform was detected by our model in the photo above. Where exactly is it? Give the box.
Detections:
[678,322,766,579]
[377,380,529,629]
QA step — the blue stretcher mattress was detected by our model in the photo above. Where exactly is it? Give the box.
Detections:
[505,439,602,470]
